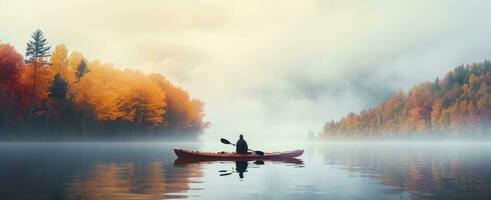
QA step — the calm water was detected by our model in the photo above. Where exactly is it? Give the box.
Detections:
[0,142,490,200]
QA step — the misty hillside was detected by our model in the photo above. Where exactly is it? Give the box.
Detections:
[322,60,491,137]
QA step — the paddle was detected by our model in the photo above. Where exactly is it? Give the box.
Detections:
[220,138,265,156]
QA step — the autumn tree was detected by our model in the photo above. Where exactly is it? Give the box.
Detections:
[1,34,208,137]
[321,60,491,138]
[70,59,94,133]
[0,43,24,128]
[116,71,165,128]
[150,74,206,130]
[0,44,23,86]
[50,45,69,80]
[67,51,85,84]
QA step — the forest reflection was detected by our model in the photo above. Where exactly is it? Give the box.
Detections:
[318,143,491,199]
[2,143,490,200]
[65,161,202,200]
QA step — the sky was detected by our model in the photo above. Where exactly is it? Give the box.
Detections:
[1,0,491,142]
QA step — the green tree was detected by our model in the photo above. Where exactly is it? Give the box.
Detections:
[47,73,68,126]
[75,60,89,82]
[48,73,68,103]
[25,29,51,126]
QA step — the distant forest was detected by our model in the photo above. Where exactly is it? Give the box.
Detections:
[322,60,491,138]
[0,30,208,139]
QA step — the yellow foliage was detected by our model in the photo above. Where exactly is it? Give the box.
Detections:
[50,44,69,79]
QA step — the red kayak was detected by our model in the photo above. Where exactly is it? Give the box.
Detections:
[174,149,304,160]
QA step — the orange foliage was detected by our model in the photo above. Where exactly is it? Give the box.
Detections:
[0,43,25,126]
[0,41,207,134]
[50,45,71,81]
[0,43,23,86]
[322,61,491,137]
[151,74,207,130]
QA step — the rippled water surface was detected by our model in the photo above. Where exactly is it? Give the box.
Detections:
[1,142,490,200]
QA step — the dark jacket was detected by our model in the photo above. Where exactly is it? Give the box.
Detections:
[236,137,248,154]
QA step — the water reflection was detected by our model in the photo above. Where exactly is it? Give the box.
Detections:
[1,142,491,200]
[174,158,304,180]
[65,161,202,199]
[0,143,204,200]
[235,161,248,179]
[317,143,491,199]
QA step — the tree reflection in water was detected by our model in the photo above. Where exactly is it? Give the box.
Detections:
[65,161,203,200]
[317,143,491,199]
[7,143,490,199]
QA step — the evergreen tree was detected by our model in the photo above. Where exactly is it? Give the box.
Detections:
[74,59,90,132]
[48,73,68,103]
[46,73,68,126]
[25,29,51,126]
[26,30,51,60]
[75,60,89,82]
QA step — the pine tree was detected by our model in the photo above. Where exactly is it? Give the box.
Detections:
[48,73,68,103]
[46,73,68,126]
[25,29,51,127]
[75,60,89,82]
[26,30,51,60]
[74,59,90,133]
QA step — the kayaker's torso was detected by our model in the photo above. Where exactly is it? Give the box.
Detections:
[236,137,248,154]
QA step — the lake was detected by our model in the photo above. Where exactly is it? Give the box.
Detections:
[0,142,490,200]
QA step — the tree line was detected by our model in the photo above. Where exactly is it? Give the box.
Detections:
[0,30,208,138]
[322,60,491,138]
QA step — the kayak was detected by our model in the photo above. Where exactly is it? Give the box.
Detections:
[174,149,303,160]
[174,149,304,160]
[174,157,304,165]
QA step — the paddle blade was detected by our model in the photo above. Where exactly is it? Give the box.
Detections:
[220,138,231,145]
[220,173,232,176]
[254,151,265,156]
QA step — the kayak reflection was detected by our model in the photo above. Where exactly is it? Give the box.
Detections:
[174,158,304,179]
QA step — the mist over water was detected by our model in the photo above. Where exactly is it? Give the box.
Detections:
[2,1,491,199]
[1,141,490,199]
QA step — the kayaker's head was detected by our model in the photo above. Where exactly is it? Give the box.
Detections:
[239,134,243,139]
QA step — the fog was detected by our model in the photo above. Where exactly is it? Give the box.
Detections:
[2,1,491,142]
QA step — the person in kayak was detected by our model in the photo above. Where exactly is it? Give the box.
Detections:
[236,134,249,154]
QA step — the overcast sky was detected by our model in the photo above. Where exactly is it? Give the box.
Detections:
[1,0,491,142]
